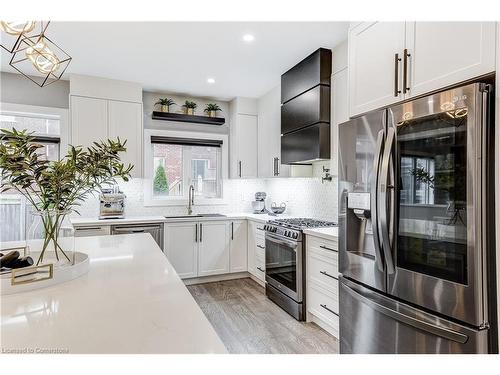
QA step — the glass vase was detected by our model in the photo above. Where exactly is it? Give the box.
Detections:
[26,208,75,267]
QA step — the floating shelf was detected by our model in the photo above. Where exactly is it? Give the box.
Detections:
[152,111,225,126]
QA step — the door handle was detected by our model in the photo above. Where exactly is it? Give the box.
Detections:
[199,223,203,242]
[276,157,280,176]
[403,49,410,94]
[320,304,339,317]
[231,222,234,240]
[394,53,401,97]
[379,127,395,274]
[195,223,198,242]
[238,161,242,178]
[371,129,385,272]
[320,270,338,280]
[343,280,468,344]
[319,245,338,253]
[257,267,265,273]
[257,245,265,249]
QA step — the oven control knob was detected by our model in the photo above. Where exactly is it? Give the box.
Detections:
[293,232,298,239]
[285,230,290,237]
[273,227,277,232]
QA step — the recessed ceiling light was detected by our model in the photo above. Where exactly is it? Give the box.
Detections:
[207,78,215,84]
[242,34,255,42]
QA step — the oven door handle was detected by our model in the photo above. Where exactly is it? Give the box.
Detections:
[265,233,299,249]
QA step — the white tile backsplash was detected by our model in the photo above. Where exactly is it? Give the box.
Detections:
[70,176,338,222]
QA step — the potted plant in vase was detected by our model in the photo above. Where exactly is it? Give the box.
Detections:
[182,100,197,115]
[155,98,176,113]
[204,103,222,118]
[0,128,133,267]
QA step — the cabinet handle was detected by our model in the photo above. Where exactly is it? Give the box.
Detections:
[195,223,198,242]
[77,227,103,231]
[231,222,234,240]
[200,223,203,242]
[256,227,265,231]
[257,267,265,273]
[257,245,265,249]
[276,157,280,176]
[394,53,401,97]
[320,245,338,253]
[238,161,242,178]
[403,48,410,94]
[320,270,338,280]
[320,304,339,317]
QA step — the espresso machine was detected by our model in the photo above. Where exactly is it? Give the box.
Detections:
[99,186,126,219]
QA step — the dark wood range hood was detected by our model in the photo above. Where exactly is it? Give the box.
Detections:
[281,48,332,164]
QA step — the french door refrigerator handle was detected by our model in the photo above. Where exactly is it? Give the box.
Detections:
[379,126,395,274]
[343,280,468,344]
[371,129,386,272]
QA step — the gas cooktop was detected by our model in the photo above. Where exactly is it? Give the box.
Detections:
[268,218,337,230]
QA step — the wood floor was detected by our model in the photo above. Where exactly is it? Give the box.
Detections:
[187,278,339,354]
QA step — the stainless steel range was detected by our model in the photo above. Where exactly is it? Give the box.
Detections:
[264,218,337,320]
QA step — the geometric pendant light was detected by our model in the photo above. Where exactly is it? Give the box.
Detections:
[0,21,39,53]
[3,21,72,87]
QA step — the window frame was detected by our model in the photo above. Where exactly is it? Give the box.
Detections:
[143,129,228,207]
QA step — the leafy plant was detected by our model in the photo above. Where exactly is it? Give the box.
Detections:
[153,165,169,195]
[0,128,133,264]
[155,98,176,107]
[204,103,222,113]
[182,100,197,109]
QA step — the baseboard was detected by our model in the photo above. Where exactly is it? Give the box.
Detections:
[183,272,250,285]
[307,312,339,339]
[249,274,266,288]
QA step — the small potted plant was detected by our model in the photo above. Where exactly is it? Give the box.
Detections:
[155,98,176,113]
[182,100,197,115]
[204,103,222,118]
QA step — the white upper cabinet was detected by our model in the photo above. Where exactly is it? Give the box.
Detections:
[198,221,230,277]
[229,97,258,179]
[348,22,497,117]
[71,96,108,148]
[257,86,290,178]
[405,22,496,98]
[69,75,143,177]
[108,100,143,178]
[229,220,248,273]
[164,222,198,279]
[348,22,406,117]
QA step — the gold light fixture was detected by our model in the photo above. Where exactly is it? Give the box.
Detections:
[8,21,72,87]
[0,21,45,53]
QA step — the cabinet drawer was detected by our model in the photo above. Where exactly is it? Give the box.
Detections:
[74,225,111,237]
[307,281,339,329]
[281,85,330,134]
[307,249,339,293]
[255,254,266,281]
[307,235,338,254]
[256,235,265,248]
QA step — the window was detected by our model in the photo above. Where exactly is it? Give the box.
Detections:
[0,104,67,242]
[400,156,435,205]
[145,131,227,205]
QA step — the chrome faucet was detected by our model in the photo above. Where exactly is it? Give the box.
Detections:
[188,185,195,215]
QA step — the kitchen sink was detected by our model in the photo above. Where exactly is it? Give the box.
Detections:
[164,213,226,219]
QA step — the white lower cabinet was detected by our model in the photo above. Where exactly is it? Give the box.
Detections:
[164,222,199,279]
[230,220,248,273]
[198,221,230,277]
[306,235,339,338]
[247,220,266,284]
[165,219,248,279]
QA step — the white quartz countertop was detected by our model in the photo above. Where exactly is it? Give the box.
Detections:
[70,213,290,226]
[0,234,227,354]
[303,226,339,241]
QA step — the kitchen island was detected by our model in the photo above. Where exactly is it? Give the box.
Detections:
[0,234,227,354]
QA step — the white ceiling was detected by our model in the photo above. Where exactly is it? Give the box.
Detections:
[1,22,348,100]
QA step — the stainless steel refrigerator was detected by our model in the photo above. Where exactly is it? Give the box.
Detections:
[338,82,497,354]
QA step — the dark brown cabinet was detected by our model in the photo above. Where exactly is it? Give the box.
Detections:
[281,48,332,104]
[281,123,330,164]
[281,85,330,134]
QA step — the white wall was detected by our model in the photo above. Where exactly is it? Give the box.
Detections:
[0,72,69,108]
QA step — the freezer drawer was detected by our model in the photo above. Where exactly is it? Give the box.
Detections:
[339,277,489,354]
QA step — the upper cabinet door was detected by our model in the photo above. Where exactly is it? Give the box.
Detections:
[71,96,108,148]
[348,22,406,117]
[108,100,143,178]
[237,114,258,178]
[405,22,496,98]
